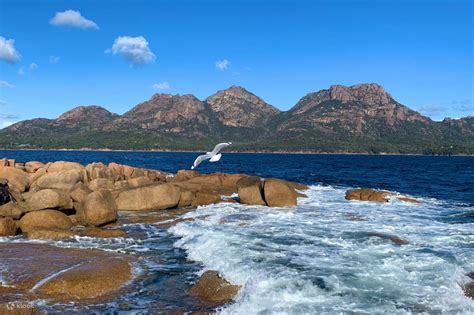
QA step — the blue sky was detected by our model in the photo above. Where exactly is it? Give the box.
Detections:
[0,0,472,128]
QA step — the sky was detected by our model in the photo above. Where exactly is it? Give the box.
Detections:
[0,0,472,128]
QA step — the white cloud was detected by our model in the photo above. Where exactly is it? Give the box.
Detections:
[49,55,60,64]
[50,10,99,29]
[107,36,156,66]
[18,67,25,75]
[0,80,14,88]
[152,81,170,90]
[417,104,445,117]
[0,36,21,64]
[215,59,230,71]
[29,62,38,70]
[0,100,7,106]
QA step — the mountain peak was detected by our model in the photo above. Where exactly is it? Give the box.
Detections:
[206,86,280,128]
[57,105,117,122]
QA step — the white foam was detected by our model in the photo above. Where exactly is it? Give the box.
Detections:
[170,185,474,314]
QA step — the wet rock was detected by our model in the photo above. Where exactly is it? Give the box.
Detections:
[191,192,222,206]
[189,270,240,303]
[0,167,29,192]
[0,202,24,219]
[26,228,74,240]
[397,197,422,204]
[237,176,265,206]
[116,183,181,211]
[367,232,409,245]
[346,188,394,202]
[0,217,17,236]
[78,227,127,238]
[33,169,83,191]
[19,210,73,233]
[464,272,474,299]
[83,190,117,226]
[0,243,133,301]
[263,178,298,207]
[27,189,73,211]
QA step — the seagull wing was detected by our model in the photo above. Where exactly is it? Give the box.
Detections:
[192,153,213,169]
[211,142,232,155]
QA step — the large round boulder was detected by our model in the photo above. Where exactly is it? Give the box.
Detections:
[263,179,298,207]
[47,161,83,173]
[34,169,83,191]
[83,190,117,226]
[237,176,265,206]
[0,217,17,236]
[19,210,73,233]
[0,167,29,192]
[116,183,181,211]
[27,189,73,211]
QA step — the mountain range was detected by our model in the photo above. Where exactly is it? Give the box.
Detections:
[1,83,473,154]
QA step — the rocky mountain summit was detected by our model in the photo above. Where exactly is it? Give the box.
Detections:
[206,86,280,128]
[1,84,472,154]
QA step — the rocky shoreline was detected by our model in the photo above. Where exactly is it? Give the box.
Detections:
[1,157,472,312]
[0,157,308,311]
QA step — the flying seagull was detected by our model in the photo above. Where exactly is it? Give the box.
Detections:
[191,142,232,169]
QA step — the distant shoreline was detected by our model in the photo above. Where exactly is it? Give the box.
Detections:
[0,148,472,157]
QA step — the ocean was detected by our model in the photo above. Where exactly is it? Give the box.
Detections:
[1,150,473,313]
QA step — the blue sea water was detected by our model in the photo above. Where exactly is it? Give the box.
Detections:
[0,150,473,313]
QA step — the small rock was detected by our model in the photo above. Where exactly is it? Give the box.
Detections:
[346,188,394,202]
[397,197,422,204]
[0,217,17,236]
[188,270,240,303]
[367,232,409,245]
